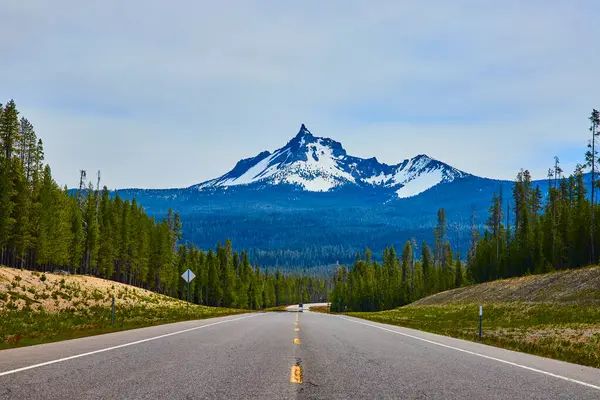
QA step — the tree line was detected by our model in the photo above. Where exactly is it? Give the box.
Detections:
[330,208,463,312]
[331,109,600,312]
[469,109,600,282]
[0,99,327,309]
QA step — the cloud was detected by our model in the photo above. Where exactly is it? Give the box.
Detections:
[1,0,599,188]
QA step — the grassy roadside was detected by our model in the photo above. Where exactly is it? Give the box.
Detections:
[1,303,248,350]
[347,303,600,368]
[346,266,600,368]
[0,267,248,349]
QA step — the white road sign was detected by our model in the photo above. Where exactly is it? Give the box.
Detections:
[181,269,196,283]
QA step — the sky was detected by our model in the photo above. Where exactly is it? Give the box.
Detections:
[2,0,599,189]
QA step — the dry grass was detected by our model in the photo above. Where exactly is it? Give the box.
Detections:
[0,266,248,349]
[263,305,290,312]
[309,305,330,313]
[413,266,600,306]
[0,267,177,313]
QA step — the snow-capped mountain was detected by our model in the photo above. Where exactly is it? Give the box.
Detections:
[193,124,469,198]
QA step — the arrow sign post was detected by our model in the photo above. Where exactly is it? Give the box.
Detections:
[181,269,196,317]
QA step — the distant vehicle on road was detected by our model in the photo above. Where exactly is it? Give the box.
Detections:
[298,303,303,312]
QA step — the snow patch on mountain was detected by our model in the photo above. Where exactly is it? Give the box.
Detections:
[283,174,336,192]
[220,151,281,186]
[396,169,444,198]
[364,172,390,185]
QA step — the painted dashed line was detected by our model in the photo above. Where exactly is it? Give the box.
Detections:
[290,365,303,383]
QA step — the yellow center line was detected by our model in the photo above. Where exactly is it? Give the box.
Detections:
[290,365,303,383]
[294,338,301,344]
[295,327,299,332]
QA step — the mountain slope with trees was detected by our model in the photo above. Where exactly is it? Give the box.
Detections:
[110,127,598,269]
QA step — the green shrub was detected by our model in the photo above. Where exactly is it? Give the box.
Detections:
[34,292,49,300]
[57,292,71,301]
[40,274,47,282]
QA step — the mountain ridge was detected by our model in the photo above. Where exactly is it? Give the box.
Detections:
[192,124,470,199]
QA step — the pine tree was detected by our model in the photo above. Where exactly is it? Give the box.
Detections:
[0,100,20,159]
[466,205,479,283]
[135,208,152,287]
[206,249,221,306]
[119,199,131,281]
[9,159,30,267]
[487,191,503,265]
[219,240,237,307]
[20,118,37,182]
[443,242,454,289]
[97,187,114,278]
[128,199,142,285]
[454,255,463,288]
[34,139,44,178]
[53,186,73,267]
[587,109,600,263]
[412,259,424,300]
[0,101,20,264]
[421,241,433,295]
[572,165,589,267]
[68,196,84,271]
[83,182,99,274]
[400,241,412,304]
[434,208,447,269]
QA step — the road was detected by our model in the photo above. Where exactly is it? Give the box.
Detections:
[1,311,599,400]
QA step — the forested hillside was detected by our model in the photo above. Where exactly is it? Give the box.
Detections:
[330,209,463,312]
[331,109,600,312]
[0,99,327,309]
[114,177,514,268]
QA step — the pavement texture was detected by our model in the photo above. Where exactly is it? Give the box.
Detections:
[1,310,599,399]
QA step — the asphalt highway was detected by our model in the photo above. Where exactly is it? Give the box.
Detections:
[1,309,599,399]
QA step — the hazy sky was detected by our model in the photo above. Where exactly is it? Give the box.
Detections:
[2,1,599,188]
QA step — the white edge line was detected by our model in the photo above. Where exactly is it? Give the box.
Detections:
[337,315,600,391]
[0,313,260,377]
